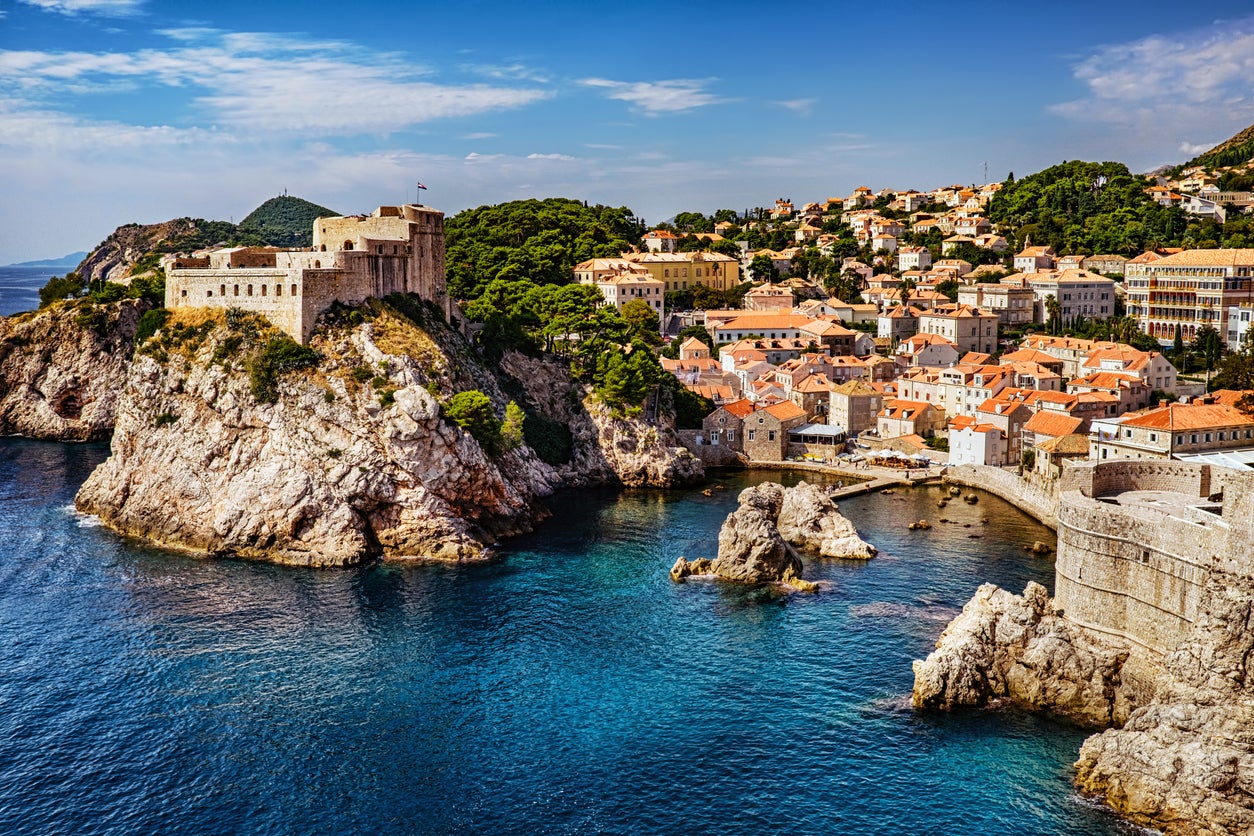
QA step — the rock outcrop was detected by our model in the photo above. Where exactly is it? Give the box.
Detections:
[76,218,205,284]
[912,582,1130,727]
[777,480,877,559]
[499,352,702,489]
[710,483,803,584]
[1073,572,1254,835]
[0,299,150,440]
[671,481,874,588]
[75,300,701,566]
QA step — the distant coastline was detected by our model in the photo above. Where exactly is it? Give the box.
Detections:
[2,252,86,270]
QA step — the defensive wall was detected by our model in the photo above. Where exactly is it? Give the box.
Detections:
[164,205,448,343]
[1054,460,1254,701]
[942,463,1059,527]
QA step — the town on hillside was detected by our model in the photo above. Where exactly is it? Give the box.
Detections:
[569,175,1254,479]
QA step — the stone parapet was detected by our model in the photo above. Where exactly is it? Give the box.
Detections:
[942,464,1058,527]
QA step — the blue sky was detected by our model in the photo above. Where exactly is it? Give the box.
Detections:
[2,0,1254,263]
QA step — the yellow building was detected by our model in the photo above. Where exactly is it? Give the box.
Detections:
[621,251,741,292]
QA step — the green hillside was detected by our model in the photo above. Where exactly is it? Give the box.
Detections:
[1181,124,1254,171]
[239,195,339,247]
[988,161,1186,255]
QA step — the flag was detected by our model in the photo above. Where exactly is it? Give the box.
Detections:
[416,182,428,191]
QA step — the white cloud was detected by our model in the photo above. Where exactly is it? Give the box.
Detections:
[0,31,551,136]
[461,63,552,84]
[462,132,498,140]
[17,0,141,15]
[580,77,728,114]
[1180,140,1217,156]
[773,98,816,114]
[526,152,575,161]
[1051,17,1254,123]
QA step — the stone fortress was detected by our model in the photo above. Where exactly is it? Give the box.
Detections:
[1055,459,1254,700]
[164,204,449,343]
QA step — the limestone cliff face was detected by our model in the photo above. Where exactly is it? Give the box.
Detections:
[76,219,201,284]
[777,481,877,559]
[1074,571,1254,836]
[75,302,700,566]
[499,351,703,489]
[0,299,149,441]
[912,582,1131,728]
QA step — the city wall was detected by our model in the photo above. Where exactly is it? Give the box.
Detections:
[1054,460,1254,701]
[942,463,1059,527]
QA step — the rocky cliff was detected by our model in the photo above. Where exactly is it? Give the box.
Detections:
[75,298,700,566]
[912,582,1131,727]
[0,299,149,441]
[1073,571,1254,835]
[76,219,204,284]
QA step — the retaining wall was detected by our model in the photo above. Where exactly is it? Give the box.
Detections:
[942,464,1059,527]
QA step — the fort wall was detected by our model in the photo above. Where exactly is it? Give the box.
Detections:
[942,463,1059,526]
[1053,460,1254,701]
[165,204,447,343]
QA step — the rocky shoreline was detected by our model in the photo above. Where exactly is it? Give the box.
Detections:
[72,300,701,566]
[915,573,1254,835]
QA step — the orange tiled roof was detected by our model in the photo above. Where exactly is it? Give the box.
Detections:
[762,400,807,421]
[1120,403,1254,431]
[1023,410,1084,438]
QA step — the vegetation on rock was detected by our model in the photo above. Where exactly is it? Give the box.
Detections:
[239,195,339,248]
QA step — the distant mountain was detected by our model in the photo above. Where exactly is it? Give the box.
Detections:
[1181,123,1254,170]
[239,195,339,248]
[5,251,89,269]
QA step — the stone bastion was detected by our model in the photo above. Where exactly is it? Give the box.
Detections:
[1055,459,1254,701]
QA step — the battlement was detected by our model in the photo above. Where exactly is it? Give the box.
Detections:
[1054,459,1254,701]
[164,204,447,343]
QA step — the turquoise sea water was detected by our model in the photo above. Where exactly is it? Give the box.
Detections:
[0,440,1140,834]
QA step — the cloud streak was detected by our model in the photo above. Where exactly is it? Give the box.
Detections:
[17,0,142,16]
[580,77,728,114]
[0,30,551,136]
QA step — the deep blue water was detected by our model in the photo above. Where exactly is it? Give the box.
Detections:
[0,267,51,316]
[0,440,1140,835]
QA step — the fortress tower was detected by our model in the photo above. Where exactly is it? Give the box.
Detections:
[164,204,449,343]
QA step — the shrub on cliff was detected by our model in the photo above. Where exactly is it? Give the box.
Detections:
[135,309,171,344]
[248,335,320,403]
[38,272,85,308]
[444,390,504,454]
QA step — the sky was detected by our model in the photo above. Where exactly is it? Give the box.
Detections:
[3,0,1254,263]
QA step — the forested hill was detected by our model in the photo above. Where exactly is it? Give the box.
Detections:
[445,198,643,300]
[987,161,1186,255]
[1180,123,1254,171]
[239,196,339,248]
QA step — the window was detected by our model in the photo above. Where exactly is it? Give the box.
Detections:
[768,430,776,442]
[291,284,297,296]
[180,289,187,298]
[234,284,239,296]
[261,285,267,296]
[220,284,226,296]
[748,429,756,441]
[206,290,212,297]
[276,285,282,297]
[247,285,253,296]
[727,431,734,442]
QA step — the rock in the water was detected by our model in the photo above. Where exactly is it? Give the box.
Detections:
[1029,540,1052,555]
[711,483,802,584]
[776,480,877,559]
[669,556,713,581]
[912,581,1129,727]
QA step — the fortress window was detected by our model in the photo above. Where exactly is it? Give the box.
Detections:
[261,285,267,296]
[220,284,226,297]
[234,285,239,296]
[276,285,282,297]
[291,284,298,296]
[320,245,326,252]
[393,245,398,254]
[344,240,354,251]
[207,290,213,297]
[180,289,187,298]
[314,261,321,269]
[247,285,253,296]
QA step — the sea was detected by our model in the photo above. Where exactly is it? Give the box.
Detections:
[0,440,1144,835]
[0,266,55,316]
